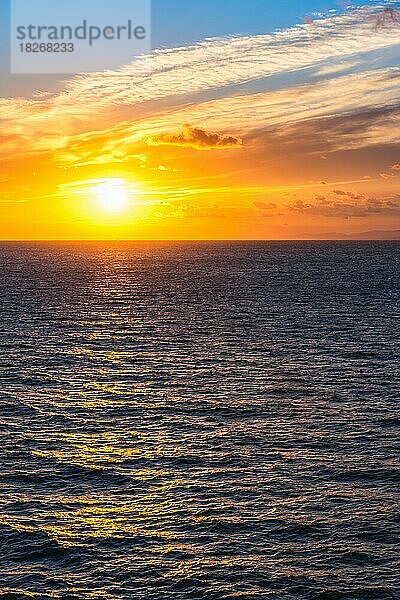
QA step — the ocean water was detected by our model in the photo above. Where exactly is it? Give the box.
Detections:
[0,241,399,600]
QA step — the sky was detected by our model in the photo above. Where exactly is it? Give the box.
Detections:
[0,0,400,239]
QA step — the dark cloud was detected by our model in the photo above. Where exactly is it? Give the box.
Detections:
[333,190,366,200]
[291,195,400,218]
[249,105,400,158]
[147,125,242,150]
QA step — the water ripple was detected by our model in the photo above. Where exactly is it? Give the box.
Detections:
[0,242,399,599]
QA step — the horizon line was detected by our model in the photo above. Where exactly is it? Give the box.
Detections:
[0,238,399,243]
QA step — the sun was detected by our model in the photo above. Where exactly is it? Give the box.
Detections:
[91,179,128,214]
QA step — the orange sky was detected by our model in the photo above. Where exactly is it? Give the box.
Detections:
[1,7,400,239]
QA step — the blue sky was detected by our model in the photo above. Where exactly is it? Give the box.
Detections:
[152,0,344,46]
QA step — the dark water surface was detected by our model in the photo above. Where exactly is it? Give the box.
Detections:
[0,242,399,599]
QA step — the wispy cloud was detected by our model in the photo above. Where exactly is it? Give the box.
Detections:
[1,5,399,164]
[21,67,397,172]
[314,61,361,76]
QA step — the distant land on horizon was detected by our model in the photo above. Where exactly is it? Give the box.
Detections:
[346,230,400,240]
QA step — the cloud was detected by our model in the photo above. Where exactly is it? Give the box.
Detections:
[246,101,400,158]
[254,201,277,210]
[314,61,360,76]
[1,6,400,164]
[147,125,242,150]
[333,190,366,200]
[43,69,400,170]
[291,194,400,218]
[184,205,227,219]
[370,6,400,31]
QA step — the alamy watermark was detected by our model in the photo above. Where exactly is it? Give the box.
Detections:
[10,0,151,74]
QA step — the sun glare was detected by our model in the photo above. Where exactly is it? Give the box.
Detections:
[91,179,128,214]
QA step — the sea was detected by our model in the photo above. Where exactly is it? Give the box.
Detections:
[0,241,399,600]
